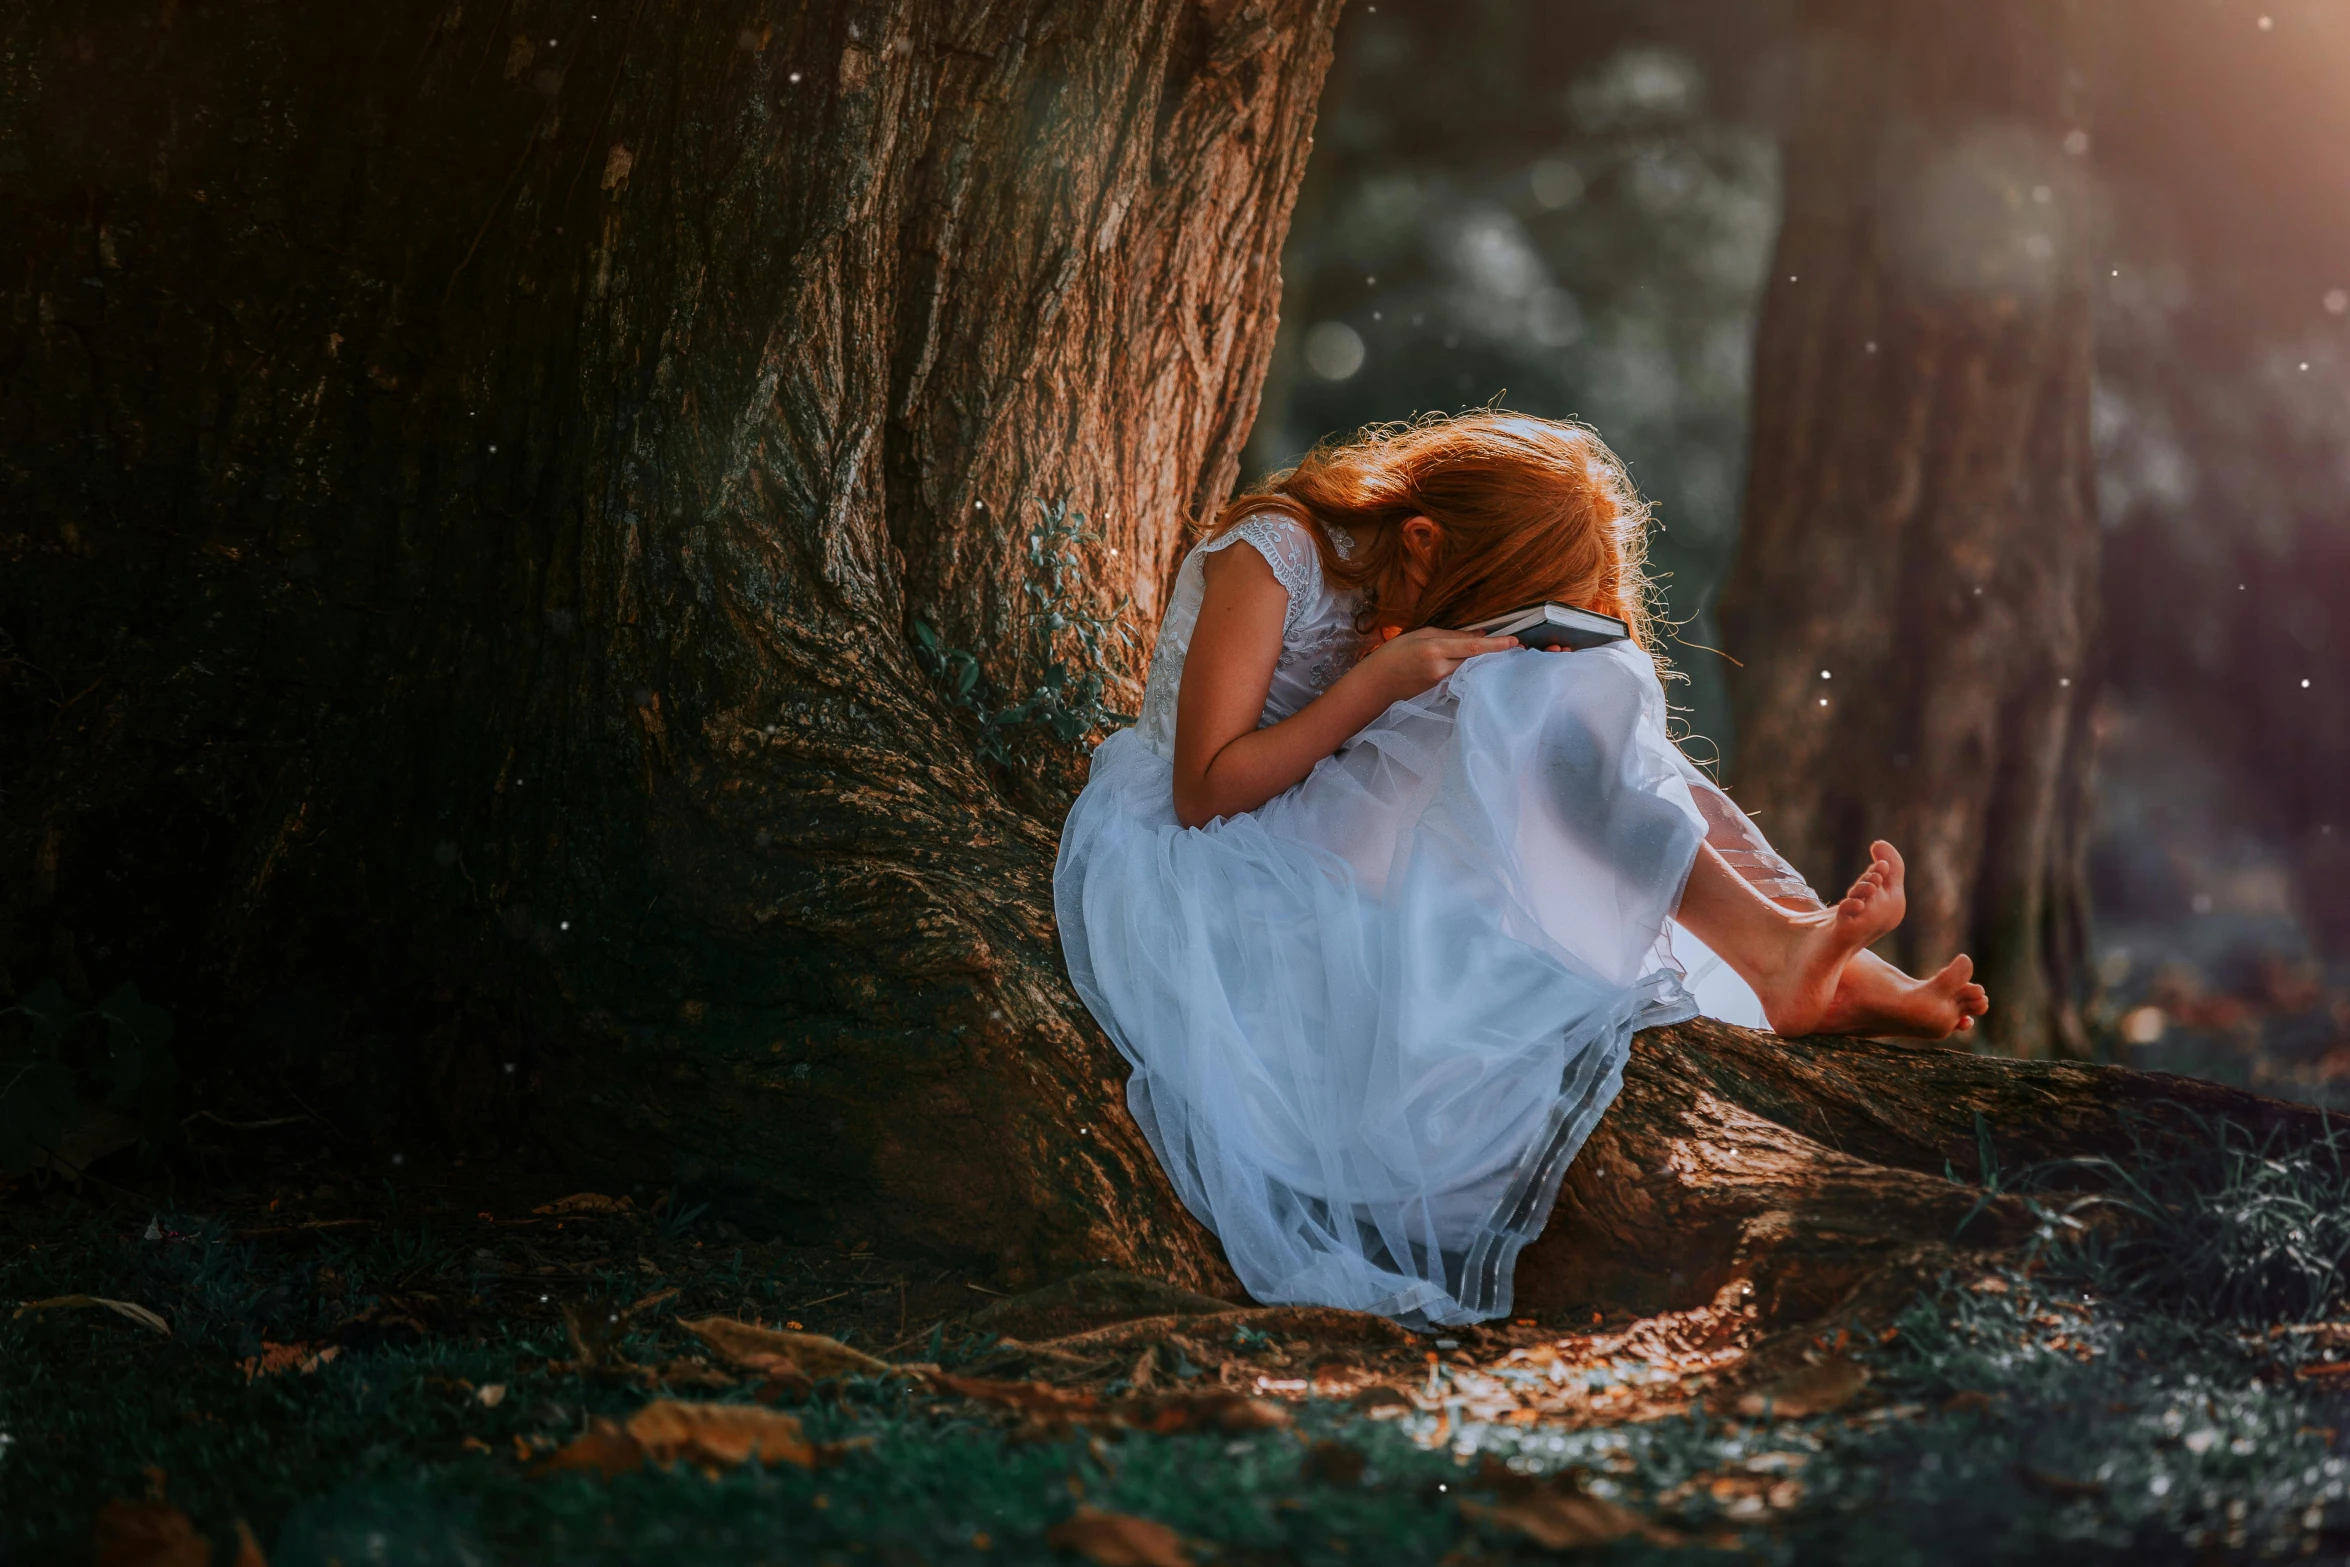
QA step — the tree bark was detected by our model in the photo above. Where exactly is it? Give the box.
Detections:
[1,0,1340,1289]
[1517,1020,2331,1333]
[1714,0,2102,1058]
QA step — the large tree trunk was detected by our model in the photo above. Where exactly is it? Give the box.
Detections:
[1714,0,2102,1058]
[2,0,1341,1290]
[3,0,2311,1333]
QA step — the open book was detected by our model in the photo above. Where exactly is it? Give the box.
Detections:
[1458,601,1630,651]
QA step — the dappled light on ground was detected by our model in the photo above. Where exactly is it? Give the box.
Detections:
[13,1127,2350,1563]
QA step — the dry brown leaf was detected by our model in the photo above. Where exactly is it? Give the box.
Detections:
[752,1369,816,1404]
[560,1302,617,1369]
[1735,1353,1868,1418]
[927,1373,1285,1438]
[625,1399,819,1469]
[1301,1439,1366,1487]
[1031,1304,1413,1357]
[92,1498,210,1567]
[19,1295,171,1335]
[239,1341,340,1381]
[928,1372,1101,1417]
[230,1519,268,1567]
[537,1418,645,1478]
[475,1382,507,1407]
[1462,1490,1648,1551]
[1044,1507,1190,1567]
[1112,1387,1291,1435]
[2016,1464,2105,1500]
[532,1192,632,1215]
[653,1355,738,1391]
[678,1315,895,1378]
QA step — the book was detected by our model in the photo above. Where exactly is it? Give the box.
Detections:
[1457,601,1630,651]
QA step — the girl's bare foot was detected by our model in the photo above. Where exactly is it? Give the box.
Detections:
[1750,842,1908,1036]
[1817,949,1991,1040]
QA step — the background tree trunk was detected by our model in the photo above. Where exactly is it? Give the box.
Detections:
[1,0,1341,1289]
[1714,0,2102,1058]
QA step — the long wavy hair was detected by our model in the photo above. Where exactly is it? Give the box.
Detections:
[1209,411,1666,662]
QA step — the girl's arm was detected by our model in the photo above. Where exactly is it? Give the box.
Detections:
[1170,544,1518,828]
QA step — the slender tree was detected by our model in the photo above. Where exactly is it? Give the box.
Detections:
[1716,0,2101,1057]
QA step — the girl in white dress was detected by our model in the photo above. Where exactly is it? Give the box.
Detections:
[1055,413,1987,1327]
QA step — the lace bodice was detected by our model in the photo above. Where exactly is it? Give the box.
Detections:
[1135,513,1367,760]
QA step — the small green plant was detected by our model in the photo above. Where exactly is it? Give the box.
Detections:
[911,498,1136,775]
[0,980,175,1173]
[2054,1107,2350,1326]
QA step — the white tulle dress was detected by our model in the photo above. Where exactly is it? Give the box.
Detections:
[1054,514,1815,1326]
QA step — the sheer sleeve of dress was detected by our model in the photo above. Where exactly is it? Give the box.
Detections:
[1675,761,1824,910]
[1134,513,1329,759]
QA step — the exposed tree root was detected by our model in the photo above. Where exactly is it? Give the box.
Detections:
[1519,1017,2330,1333]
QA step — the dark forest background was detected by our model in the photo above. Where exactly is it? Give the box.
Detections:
[1247,0,2350,1101]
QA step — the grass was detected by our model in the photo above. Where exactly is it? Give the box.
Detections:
[9,1112,2350,1564]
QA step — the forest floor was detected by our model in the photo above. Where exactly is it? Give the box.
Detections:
[9,1120,2350,1566]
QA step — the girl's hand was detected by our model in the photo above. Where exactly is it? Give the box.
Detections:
[1344,626,1521,707]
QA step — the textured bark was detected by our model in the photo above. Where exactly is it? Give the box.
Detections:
[1715,0,2102,1058]
[1520,1021,2328,1332]
[1,0,1340,1289]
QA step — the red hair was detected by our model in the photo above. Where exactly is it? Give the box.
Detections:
[1212,411,1665,661]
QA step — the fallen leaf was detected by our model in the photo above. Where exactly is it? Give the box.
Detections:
[92,1498,209,1567]
[537,1418,644,1478]
[231,1518,268,1567]
[1967,1276,2010,1294]
[1112,1387,1290,1435]
[927,1374,1285,1438]
[679,1315,895,1378]
[752,1370,815,1403]
[239,1341,340,1380]
[1735,1354,1868,1418]
[1462,1489,1649,1551]
[2015,1464,2105,1499]
[561,1301,617,1369]
[533,1192,632,1215]
[626,1399,820,1469]
[1301,1439,1366,1487]
[931,1373,1101,1416]
[1044,1507,1190,1567]
[19,1295,170,1335]
[475,1382,507,1408]
[1030,1304,1413,1356]
[1942,1388,2004,1414]
[653,1356,737,1391]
